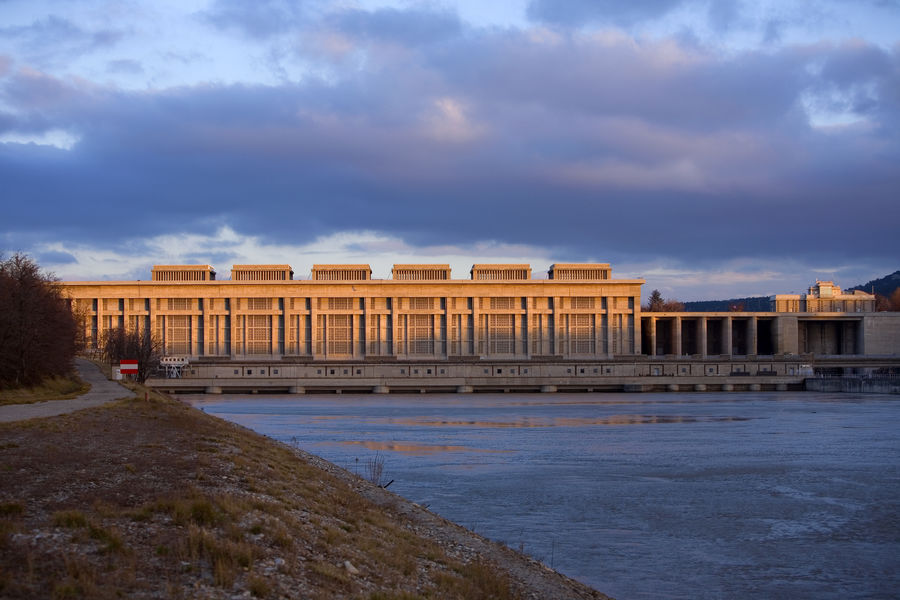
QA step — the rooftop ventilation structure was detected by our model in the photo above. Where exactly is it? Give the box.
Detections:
[231,264,293,281]
[470,264,532,281]
[311,264,372,281]
[548,263,611,280]
[391,264,451,280]
[151,265,216,282]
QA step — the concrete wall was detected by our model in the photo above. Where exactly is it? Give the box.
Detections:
[862,313,900,355]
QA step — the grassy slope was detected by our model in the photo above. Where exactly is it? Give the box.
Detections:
[0,388,523,600]
[0,376,90,406]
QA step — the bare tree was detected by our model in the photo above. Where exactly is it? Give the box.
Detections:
[0,253,76,388]
[101,326,162,384]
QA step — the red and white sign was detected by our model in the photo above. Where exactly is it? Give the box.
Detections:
[120,360,138,374]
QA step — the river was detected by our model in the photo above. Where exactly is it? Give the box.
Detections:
[185,391,900,599]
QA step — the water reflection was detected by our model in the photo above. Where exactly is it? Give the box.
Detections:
[187,392,900,600]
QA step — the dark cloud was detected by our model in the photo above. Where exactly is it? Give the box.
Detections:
[201,0,312,38]
[38,250,77,264]
[1,11,898,278]
[526,0,683,27]
[0,15,122,64]
[326,6,462,46]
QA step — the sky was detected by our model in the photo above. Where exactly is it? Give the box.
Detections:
[1,0,898,301]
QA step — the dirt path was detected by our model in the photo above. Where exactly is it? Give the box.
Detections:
[0,358,128,423]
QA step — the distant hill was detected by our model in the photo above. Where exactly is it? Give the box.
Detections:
[683,270,900,312]
[684,296,770,312]
[847,270,900,297]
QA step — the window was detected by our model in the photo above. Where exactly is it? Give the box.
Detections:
[488,314,515,354]
[233,369,239,375]
[273,369,278,375]
[409,297,434,310]
[408,314,434,354]
[571,297,595,310]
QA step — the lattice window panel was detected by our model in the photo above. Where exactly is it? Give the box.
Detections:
[327,314,352,355]
[367,314,378,354]
[490,297,516,310]
[530,314,543,354]
[572,297,595,310]
[167,298,191,311]
[166,315,191,354]
[247,298,271,310]
[246,315,271,354]
[408,314,433,354]
[409,297,434,310]
[489,314,515,354]
[328,298,354,311]
[570,313,594,354]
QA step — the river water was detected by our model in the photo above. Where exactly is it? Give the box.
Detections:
[185,392,900,599]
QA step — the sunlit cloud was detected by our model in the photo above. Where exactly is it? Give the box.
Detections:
[0,129,80,150]
[34,227,558,282]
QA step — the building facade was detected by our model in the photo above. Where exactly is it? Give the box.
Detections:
[61,263,900,365]
[771,280,875,313]
[64,263,643,361]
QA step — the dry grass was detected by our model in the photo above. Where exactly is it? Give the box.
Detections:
[0,383,546,600]
[0,376,89,406]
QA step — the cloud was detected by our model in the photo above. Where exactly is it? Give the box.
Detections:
[326,6,463,47]
[0,3,898,300]
[526,0,683,27]
[201,0,312,38]
[106,59,143,75]
[0,15,122,66]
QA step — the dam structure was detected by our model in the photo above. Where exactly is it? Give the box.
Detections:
[60,263,900,393]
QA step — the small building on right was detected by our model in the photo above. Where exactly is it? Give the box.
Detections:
[771,281,875,313]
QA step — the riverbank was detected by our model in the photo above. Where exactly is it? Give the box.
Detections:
[0,382,608,599]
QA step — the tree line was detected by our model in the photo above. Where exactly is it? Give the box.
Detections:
[0,254,77,388]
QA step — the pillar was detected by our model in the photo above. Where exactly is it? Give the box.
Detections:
[698,317,708,357]
[748,316,758,356]
[723,317,733,357]
[649,317,657,356]
[674,317,682,357]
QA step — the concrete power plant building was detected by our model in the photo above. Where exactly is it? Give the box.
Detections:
[60,263,900,393]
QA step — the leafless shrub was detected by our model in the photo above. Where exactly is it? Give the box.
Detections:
[364,452,386,486]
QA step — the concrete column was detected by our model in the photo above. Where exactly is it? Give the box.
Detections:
[443,296,451,357]
[310,300,318,359]
[191,313,199,357]
[674,316,682,357]
[525,298,533,358]
[649,317,657,356]
[632,299,642,355]
[352,313,359,358]
[515,309,524,358]
[552,297,561,355]
[271,311,279,356]
[698,317,708,357]
[723,316,733,357]
[472,297,482,356]
[748,316,758,356]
